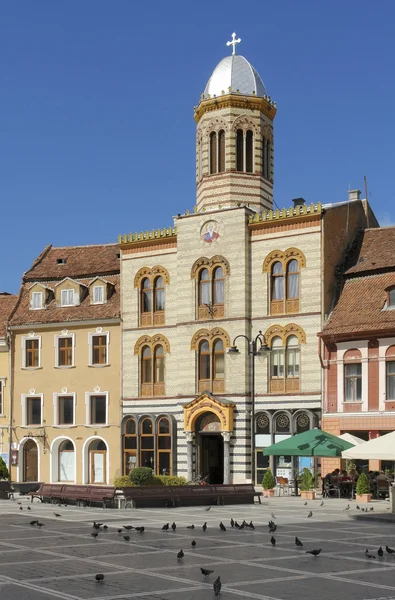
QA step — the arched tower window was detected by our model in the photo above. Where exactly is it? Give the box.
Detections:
[210,132,217,174]
[218,130,225,172]
[246,130,253,172]
[236,129,244,171]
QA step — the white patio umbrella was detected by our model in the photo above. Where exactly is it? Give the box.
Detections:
[342,430,395,460]
[338,433,366,446]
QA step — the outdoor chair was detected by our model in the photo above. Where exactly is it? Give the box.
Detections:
[276,477,291,496]
[377,480,390,499]
[322,478,341,498]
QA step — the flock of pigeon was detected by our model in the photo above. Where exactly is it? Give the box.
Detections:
[23,501,390,595]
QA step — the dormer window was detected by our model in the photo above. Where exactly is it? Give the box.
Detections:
[57,258,67,265]
[93,286,104,304]
[31,292,43,310]
[61,289,74,306]
[389,289,395,308]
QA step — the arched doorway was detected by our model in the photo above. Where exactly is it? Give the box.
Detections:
[88,439,107,484]
[196,412,223,484]
[23,440,38,482]
[58,440,75,482]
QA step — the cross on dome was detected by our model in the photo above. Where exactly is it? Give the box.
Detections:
[226,32,241,56]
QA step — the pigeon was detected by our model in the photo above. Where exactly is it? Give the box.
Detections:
[248,521,255,530]
[304,501,307,506]
[200,567,214,578]
[54,513,61,518]
[235,521,240,528]
[117,529,122,534]
[320,501,324,506]
[356,505,360,510]
[103,525,108,530]
[369,507,374,511]
[123,535,130,541]
[93,522,103,529]
[27,506,31,511]
[213,576,221,597]
[270,536,276,546]
[171,522,176,531]
[271,513,276,519]
[19,506,23,511]
[135,527,145,533]
[307,511,313,518]
[29,520,38,526]
[123,525,133,531]
[269,525,277,533]
[365,549,375,559]
[344,504,350,511]
[91,532,99,539]
[95,574,104,582]
[239,521,246,530]
[378,546,384,558]
[191,540,196,548]
[219,522,226,532]
[386,545,395,555]
[36,522,44,528]
[306,549,321,556]
[230,518,234,528]
[202,522,207,532]
[17,502,21,505]
[187,525,195,529]
[295,536,303,547]
[162,523,169,531]
[177,549,184,561]
[205,506,211,511]
[268,520,275,528]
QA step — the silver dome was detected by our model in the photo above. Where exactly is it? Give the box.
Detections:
[203,55,266,99]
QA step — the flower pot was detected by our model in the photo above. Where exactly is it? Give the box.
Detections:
[263,488,275,497]
[356,493,372,503]
[300,490,316,500]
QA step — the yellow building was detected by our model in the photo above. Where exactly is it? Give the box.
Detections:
[8,243,121,485]
[0,293,17,472]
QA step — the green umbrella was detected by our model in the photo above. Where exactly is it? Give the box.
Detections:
[263,429,354,457]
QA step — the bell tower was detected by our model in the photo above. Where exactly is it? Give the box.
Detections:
[195,34,276,213]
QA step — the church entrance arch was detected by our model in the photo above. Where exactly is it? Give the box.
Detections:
[195,412,223,484]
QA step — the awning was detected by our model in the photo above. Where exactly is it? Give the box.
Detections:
[342,431,395,460]
[263,429,354,457]
[338,433,366,446]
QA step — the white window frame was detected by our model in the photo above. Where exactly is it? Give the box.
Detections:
[60,288,75,307]
[21,393,44,427]
[54,334,75,368]
[92,285,105,305]
[53,393,76,427]
[336,341,368,412]
[88,331,110,367]
[31,291,43,310]
[0,379,5,416]
[85,391,109,426]
[22,335,42,369]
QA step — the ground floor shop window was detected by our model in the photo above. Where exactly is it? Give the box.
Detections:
[122,414,174,476]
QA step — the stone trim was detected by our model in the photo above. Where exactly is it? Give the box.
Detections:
[190,327,231,350]
[264,323,307,345]
[134,334,170,355]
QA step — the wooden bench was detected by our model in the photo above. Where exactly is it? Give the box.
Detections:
[122,484,262,509]
[29,484,116,508]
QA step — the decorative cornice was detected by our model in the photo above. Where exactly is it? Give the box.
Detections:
[194,94,277,123]
[118,228,177,249]
[249,203,322,228]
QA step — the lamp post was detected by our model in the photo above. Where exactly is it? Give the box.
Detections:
[228,331,270,484]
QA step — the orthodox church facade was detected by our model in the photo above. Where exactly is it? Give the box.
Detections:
[119,36,377,484]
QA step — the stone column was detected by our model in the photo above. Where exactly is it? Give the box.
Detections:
[185,432,195,482]
[222,432,232,484]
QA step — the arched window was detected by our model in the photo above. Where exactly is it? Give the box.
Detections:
[210,132,217,174]
[142,346,152,384]
[59,440,74,482]
[262,136,267,178]
[286,335,300,391]
[154,345,165,385]
[218,130,225,172]
[274,412,290,434]
[197,338,226,394]
[154,276,165,312]
[140,418,154,469]
[135,335,169,397]
[123,418,137,475]
[270,335,300,393]
[199,269,210,305]
[246,130,253,172]
[88,439,107,484]
[157,417,172,476]
[213,267,224,305]
[271,262,284,301]
[141,278,152,314]
[236,129,244,171]
[213,339,224,381]
[287,260,299,299]
[271,337,284,380]
[199,340,210,388]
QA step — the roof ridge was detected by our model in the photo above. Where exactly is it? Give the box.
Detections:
[24,244,52,281]
[49,242,118,250]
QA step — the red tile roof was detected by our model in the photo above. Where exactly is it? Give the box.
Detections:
[346,227,395,275]
[0,293,18,337]
[321,272,395,337]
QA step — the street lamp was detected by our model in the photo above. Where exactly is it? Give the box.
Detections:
[228,331,270,484]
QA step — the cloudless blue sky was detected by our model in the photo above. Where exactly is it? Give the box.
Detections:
[1,1,395,292]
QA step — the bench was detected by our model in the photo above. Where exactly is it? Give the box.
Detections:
[122,484,262,509]
[29,484,116,508]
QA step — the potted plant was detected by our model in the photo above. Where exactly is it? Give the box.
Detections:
[298,467,316,500]
[355,472,372,503]
[262,468,276,497]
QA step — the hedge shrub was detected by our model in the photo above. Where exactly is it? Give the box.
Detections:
[356,472,370,495]
[113,476,135,488]
[129,467,154,486]
[155,475,187,486]
[0,457,8,480]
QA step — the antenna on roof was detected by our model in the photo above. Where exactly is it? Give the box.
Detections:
[364,175,370,229]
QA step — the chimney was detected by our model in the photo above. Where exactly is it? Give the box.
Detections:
[348,189,361,202]
[292,197,306,208]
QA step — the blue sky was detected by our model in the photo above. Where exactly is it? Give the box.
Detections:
[1,1,395,292]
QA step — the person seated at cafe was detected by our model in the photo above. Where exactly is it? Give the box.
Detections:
[376,471,388,483]
[339,470,350,481]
